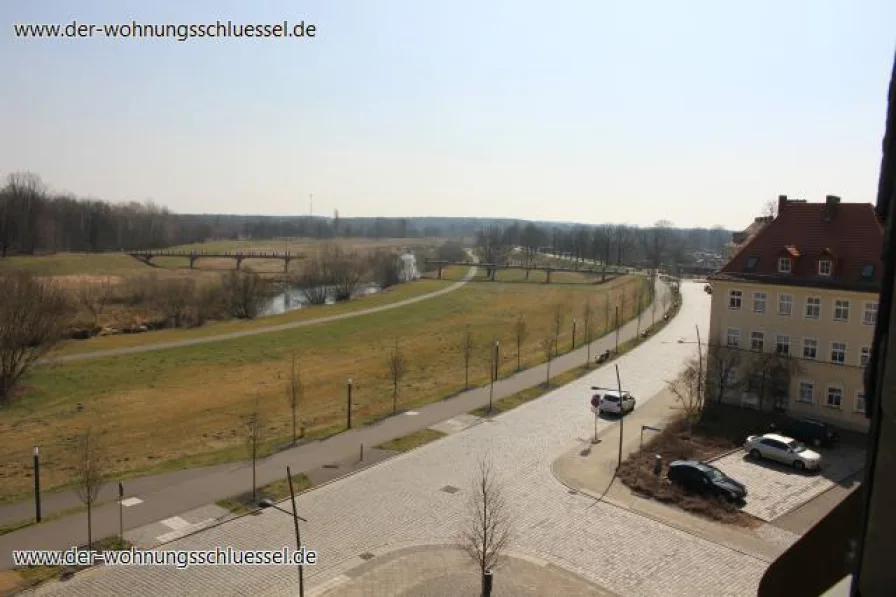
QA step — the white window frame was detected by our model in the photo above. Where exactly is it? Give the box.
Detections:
[863,302,878,326]
[728,289,743,310]
[833,299,850,322]
[778,257,791,273]
[826,386,843,408]
[860,346,871,368]
[819,259,832,276]
[802,338,818,360]
[726,328,740,348]
[775,335,790,356]
[798,381,814,404]
[751,331,765,352]
[856,392,866,414]
[778,293,793,316]
[830,342,847,365]
[805,297,821,320]
[753,292,767,314]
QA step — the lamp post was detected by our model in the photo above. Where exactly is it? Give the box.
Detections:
[258,466,309,597]
[572,318,577,350]
[118,482,124,543]
[615,306,620,353]
[615,364,625,470]
[33,446,41,523]
[346,378,353,429]
[488,341,499,413]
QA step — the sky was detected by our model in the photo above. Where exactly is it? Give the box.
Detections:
[2,1,894,229]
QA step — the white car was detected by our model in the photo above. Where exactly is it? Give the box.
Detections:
[596,390,636,415]
[743,433,822,471]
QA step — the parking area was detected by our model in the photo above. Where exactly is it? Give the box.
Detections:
[711,444,866,522]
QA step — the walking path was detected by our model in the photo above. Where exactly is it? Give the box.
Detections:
[49,265,479,363]
[23,282,776,597]
[0,277,667,570]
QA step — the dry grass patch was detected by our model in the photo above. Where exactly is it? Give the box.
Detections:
[217,472,312,514]
[377,429,446,452]
[1,276,646,502]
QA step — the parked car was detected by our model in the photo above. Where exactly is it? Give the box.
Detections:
[667,460,747,502]
[597,390,636,415]
[743,433,822,471]
[770,417,838,448]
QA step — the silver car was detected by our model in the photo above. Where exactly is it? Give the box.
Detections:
[743,433,822,471]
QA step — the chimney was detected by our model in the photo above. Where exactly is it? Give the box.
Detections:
[777,195,788,215]
[823,195,841,221]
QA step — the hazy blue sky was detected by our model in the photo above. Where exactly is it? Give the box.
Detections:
[2,1,894,229]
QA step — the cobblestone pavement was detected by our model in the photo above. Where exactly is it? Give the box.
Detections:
[312,546,618,597]
[28,283,770,597]
[711,445,866,521]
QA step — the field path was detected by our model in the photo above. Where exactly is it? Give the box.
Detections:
[51,265,478,364]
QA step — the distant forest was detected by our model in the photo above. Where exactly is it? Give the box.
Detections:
[0,172,731,267]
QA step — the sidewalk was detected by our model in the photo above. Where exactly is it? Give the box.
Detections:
[552,389,798,563]
[0,281,670,570]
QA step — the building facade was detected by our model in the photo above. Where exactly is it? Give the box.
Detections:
[708,195,884,432]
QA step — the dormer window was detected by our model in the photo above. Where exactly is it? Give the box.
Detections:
[744,256,759,271]
[818,259,832,276]
[861,264,874,280]
[777,257,791,273]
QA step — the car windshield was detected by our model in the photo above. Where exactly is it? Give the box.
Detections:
[604,396,619,402]
[787,440,807,452]
[704,467,725,482]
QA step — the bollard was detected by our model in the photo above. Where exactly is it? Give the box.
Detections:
[653,454,662,476]
[482,569,493,597]
[360,443,364,462]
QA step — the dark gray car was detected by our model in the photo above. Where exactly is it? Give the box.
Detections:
[667,460,747,502]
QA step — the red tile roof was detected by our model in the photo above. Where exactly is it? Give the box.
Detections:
[713,199,885,291]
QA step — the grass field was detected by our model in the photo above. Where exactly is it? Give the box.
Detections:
[0,237,443,278]
[0,274,649,502]
[51,278,455,355]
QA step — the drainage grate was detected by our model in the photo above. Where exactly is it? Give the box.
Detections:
[322,464,339,469]
[568,489,578,495]
[440,485,460,494]
[358,552,375,561]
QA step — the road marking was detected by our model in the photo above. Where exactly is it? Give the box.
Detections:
[404,411,419,416]
[120,497,143,507]
[159,516,190,531]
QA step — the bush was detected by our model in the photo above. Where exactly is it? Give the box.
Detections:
[436,240,467,262]
[221,271,271,319]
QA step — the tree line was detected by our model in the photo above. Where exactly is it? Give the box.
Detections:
[0,172,729,259]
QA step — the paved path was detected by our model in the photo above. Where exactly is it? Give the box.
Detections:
[0,277,667,568]
[49,265,479,364]
[23,283,773,597]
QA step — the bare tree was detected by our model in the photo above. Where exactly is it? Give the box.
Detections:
[154,278,196,327]
[551,304,565,351]
[460,456,514,592]
[286,352,304,445]
[244,393,266,505]
[513,315,528,371]
[582,299,595,365]
[0,272,74,405]
[368,250,402,289]
[473,226,512,279]
[297,250,331,305]
[387,339,407,415]
[327,245,366,301]
[667,354,706,432]
[706,344,742,404]
[222,271,270,319]
[77,278,113,328]
[462,326,474,389]
[742,351,803,412]
[74,424,106,550]
[541,337,555,386]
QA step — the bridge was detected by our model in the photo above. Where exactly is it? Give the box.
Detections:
[424,260,624,283]
[126,249,304,272]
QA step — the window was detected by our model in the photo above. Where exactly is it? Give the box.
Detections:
[805,297,821,319]
[819,260,832,276]
[861,264,875,280]
[778,257,791,273]
[728,290,742,310]
[726,328,740,348]
[751,331,765,352]
[834,300,850,322]
[745,256,759,271]
[775,335,790,355]
[864,302,878,326]
[831,342,846,365]
[778,294,792,316]
[856,392,866,414]
[798,382,814,404]
[826,387,842,408]
[803,338,818,360]
[753,292,767,313]
[861,347,871,367]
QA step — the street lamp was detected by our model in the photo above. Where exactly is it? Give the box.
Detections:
[33,446,40,523]
[572,318,577,350]
[258,466,309,597]
[346,378,353,429]
[488,341,499,413]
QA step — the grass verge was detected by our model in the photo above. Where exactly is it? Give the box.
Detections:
[8,536,132,594]
[0,505,87,537]
[376,429,446,452]
[215,472,313,515]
